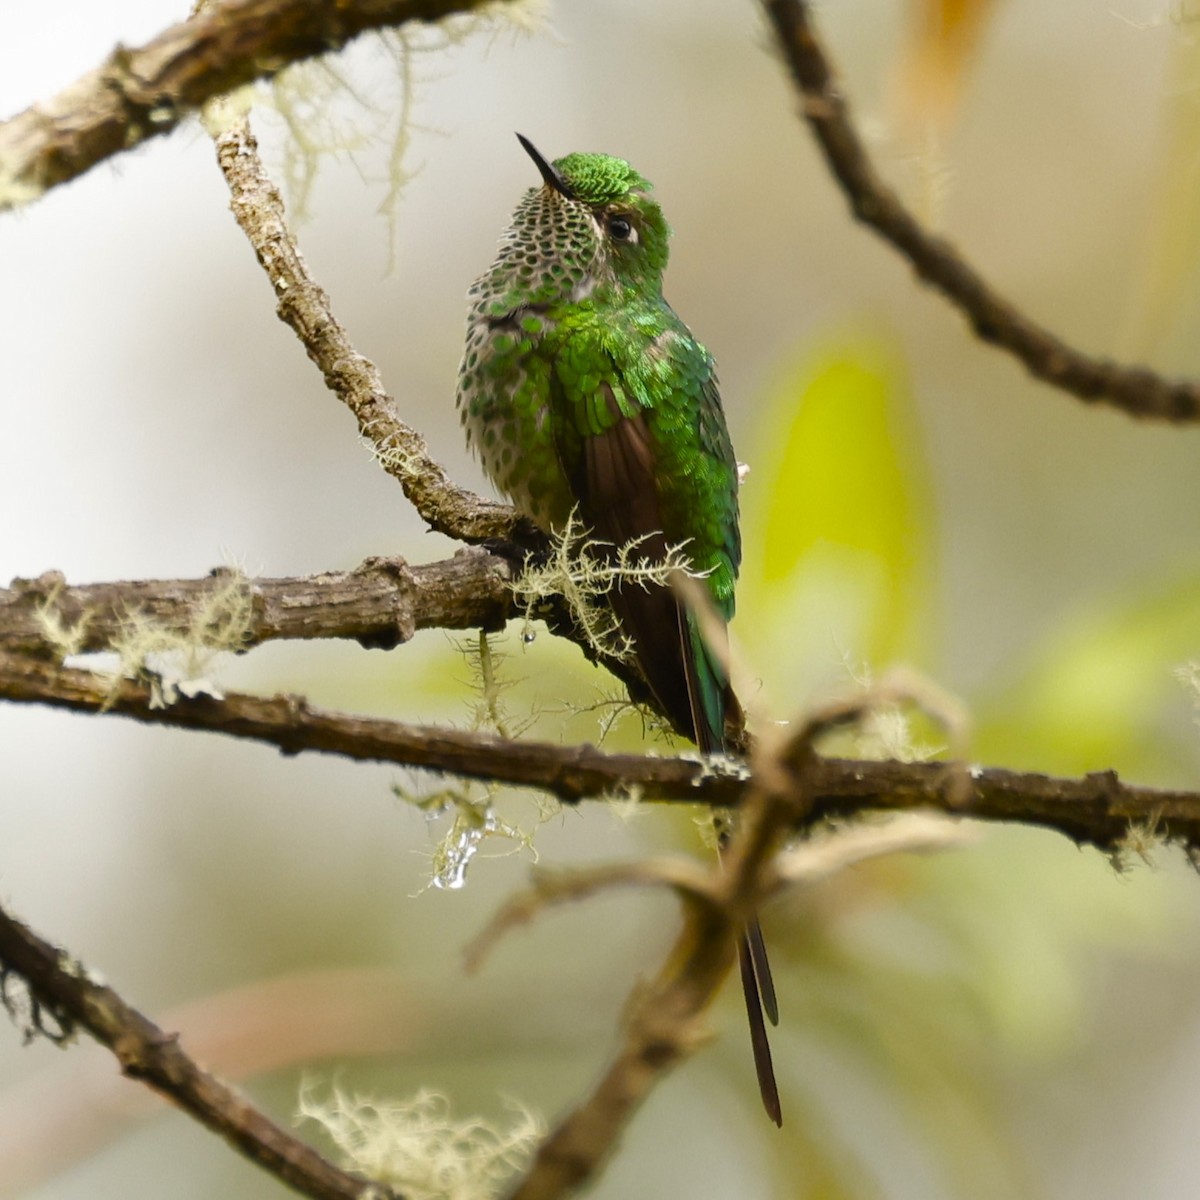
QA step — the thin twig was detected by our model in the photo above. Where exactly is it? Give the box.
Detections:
[463,858,716,975]
[2,648,1193,858]
[0,902,396,1200]
[761,0,1200,422]
[772,811,978,884]
[207,109,524,542]
[498,818,976,1197]
[0,0,520,212]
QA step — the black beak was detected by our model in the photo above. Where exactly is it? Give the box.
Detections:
[516,133,575,200]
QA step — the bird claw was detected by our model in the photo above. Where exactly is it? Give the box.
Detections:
[478,524,552,574]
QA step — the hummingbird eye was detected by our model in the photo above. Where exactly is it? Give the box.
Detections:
[606,214,635,243]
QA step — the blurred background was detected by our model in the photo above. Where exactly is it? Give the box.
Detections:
[4,0,1200,1196]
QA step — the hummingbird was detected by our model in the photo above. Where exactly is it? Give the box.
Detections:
[456,135,781,1125]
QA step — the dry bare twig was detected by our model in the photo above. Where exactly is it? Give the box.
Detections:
[495,695,929,1198]
[761,0,1200,422]
[463,858,716,976]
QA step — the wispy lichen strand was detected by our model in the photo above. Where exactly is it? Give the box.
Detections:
[298,1085,543,1200]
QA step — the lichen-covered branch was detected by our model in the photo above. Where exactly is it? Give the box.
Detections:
[0,0,521,212]
[208,109,529,544]
[760,0,1200,423]
[0,551,513,657]
[0,552,654,716]
[0,901,397,1200]
[2,649,1198,856]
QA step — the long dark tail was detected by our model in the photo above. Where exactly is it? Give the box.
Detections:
[679,614,783,1127]
[739,920,781,1126]
[573,405,779,1121]
[597,514,781,1122]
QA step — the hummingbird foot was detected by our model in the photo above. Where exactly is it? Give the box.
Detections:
[476,512,552,574]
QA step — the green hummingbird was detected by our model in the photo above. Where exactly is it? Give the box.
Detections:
[457,135,781,1125]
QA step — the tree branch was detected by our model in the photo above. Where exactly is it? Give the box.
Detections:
[2,649,1197,856]
[760,0,1200,423]
[0,551,513,657]
[0,902,397,1200]
[207,107,529,544]
[0,968,425,1198]
[0,0,521,212]
[0,551,657,715]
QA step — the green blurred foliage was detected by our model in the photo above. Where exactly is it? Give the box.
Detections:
[978,573,1200,779]
[738,334,936,706]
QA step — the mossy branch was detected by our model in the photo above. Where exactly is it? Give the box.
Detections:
[0,552,514,659]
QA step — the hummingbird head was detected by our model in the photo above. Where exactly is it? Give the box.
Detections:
[511,135,672,300]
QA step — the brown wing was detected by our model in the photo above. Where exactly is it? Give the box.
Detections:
[568,386,782,1125]
[572,389,701,744]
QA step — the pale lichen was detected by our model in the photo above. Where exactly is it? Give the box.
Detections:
[105,570,255,707]
[198,85,257,137]
[367,430,427,490]
[410,780,536,892]
[396,633,553,890]
[253,0,551,257]
[467,630,529,742]
[298,1084,543,1200]
[34,581,90,660]
[1110,807,1165,873]
[604,782,645,824]
[856,704,941,763]
[823,656,947,763]
[511,510,703,665]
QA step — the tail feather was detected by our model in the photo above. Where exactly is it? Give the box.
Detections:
[680,607,737,755]
[738,931,782,1126]
[682,611,782,1125]
[745,917,779,1028]
[570,400,777,1121]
